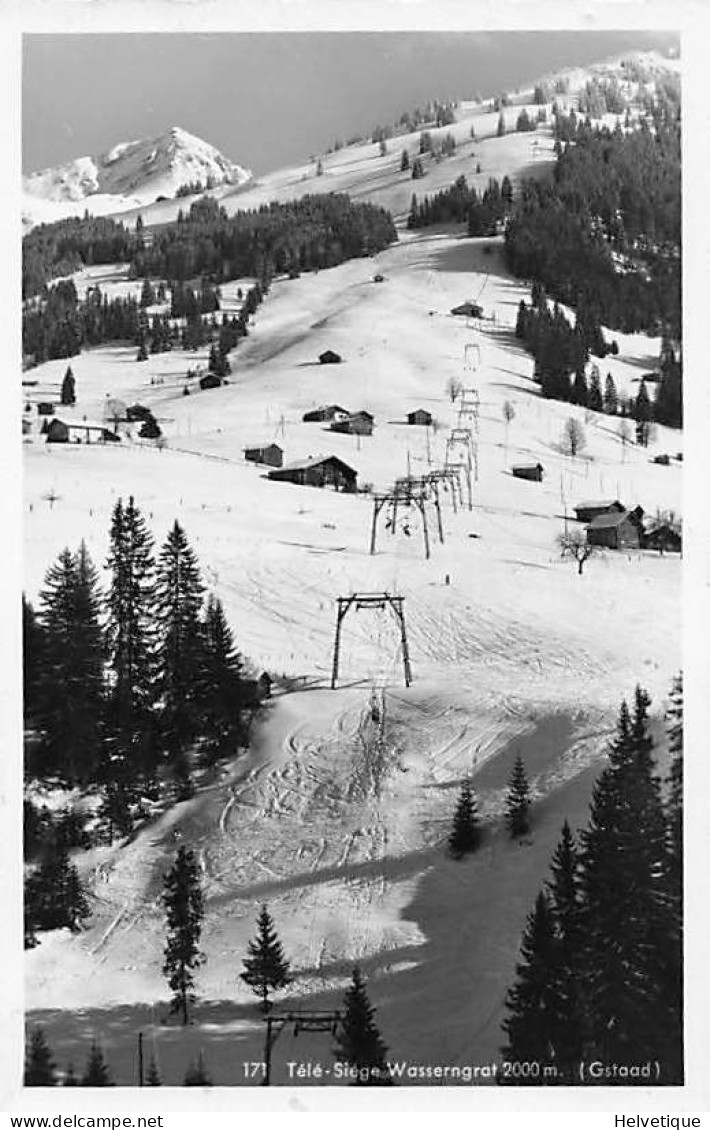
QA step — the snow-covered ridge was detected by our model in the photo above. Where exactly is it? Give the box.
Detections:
[23,126,252,228]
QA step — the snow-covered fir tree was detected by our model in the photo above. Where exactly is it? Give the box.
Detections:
[240,905,291,1011]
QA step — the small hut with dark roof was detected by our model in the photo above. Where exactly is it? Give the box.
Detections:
[268,454,357,492]
[407,408,433,426]
[330,411,374,436]
[302,405,349,423]
[511,462,544,482]
[451,301,483,318]
[243,443,283,468]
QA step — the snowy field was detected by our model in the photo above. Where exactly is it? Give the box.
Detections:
[23,223,681,1085]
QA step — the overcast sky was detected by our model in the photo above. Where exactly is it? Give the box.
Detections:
[23,31,678,176]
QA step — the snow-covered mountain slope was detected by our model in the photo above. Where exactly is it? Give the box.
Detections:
[24,233,681,1081]
[22,126,251,228]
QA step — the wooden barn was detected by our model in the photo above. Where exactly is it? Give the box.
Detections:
[302,405,349,423]
[512,462,544,482]
[586,510,641,550]
[243,443,284,468]
[36,402,55,416]
[199,374,223,391]
[268,454,357,492]
[319,349,342,365]
[451,301,484,318]
[407,408,433,426]
[330,411,374,436]
[653,454,671,466]
[573,499,626,524]
[45,418,120,445]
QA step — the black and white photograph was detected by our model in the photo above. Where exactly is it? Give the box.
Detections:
[3,4,706,1110]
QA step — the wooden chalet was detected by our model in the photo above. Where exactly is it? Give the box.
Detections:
[36,402,55,416]
[586,510,641,550]
[45,418,120,445]
[451,301,483,318]
[330,411,374,437]
[243,443,284,468]
[199,374,224,391]
[573,499,626,524]
[407,408,433,426]
[511,462,544,482]
[302,405,349,423]
[653,454,671,466]
[319,349,342,365]
[268,454,357,493]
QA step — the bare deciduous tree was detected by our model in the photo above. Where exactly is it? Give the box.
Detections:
[557,528,594,575]
[446,376,463,403]
[560,417,587,458]
[502,400,515,466]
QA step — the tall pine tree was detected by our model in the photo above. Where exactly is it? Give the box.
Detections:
[240,905,291,1011]
[334,967,391,1085]
[662,674,683,1083]
[26,842,90,933]
[197,594,246,759]
[35,544,105,782]
[105,497,158,788]
[604,372,618,415]
[24,1027,57,1086]
[505,755,531,838]
[80,1042,113,1086]
[448,778,481,858]
[544,821,587,1081]
[155,521,205,791]
[578,692,681,1081]
[501,892,560,1081]
[60,366,76,406]
[162,847,205,1025]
